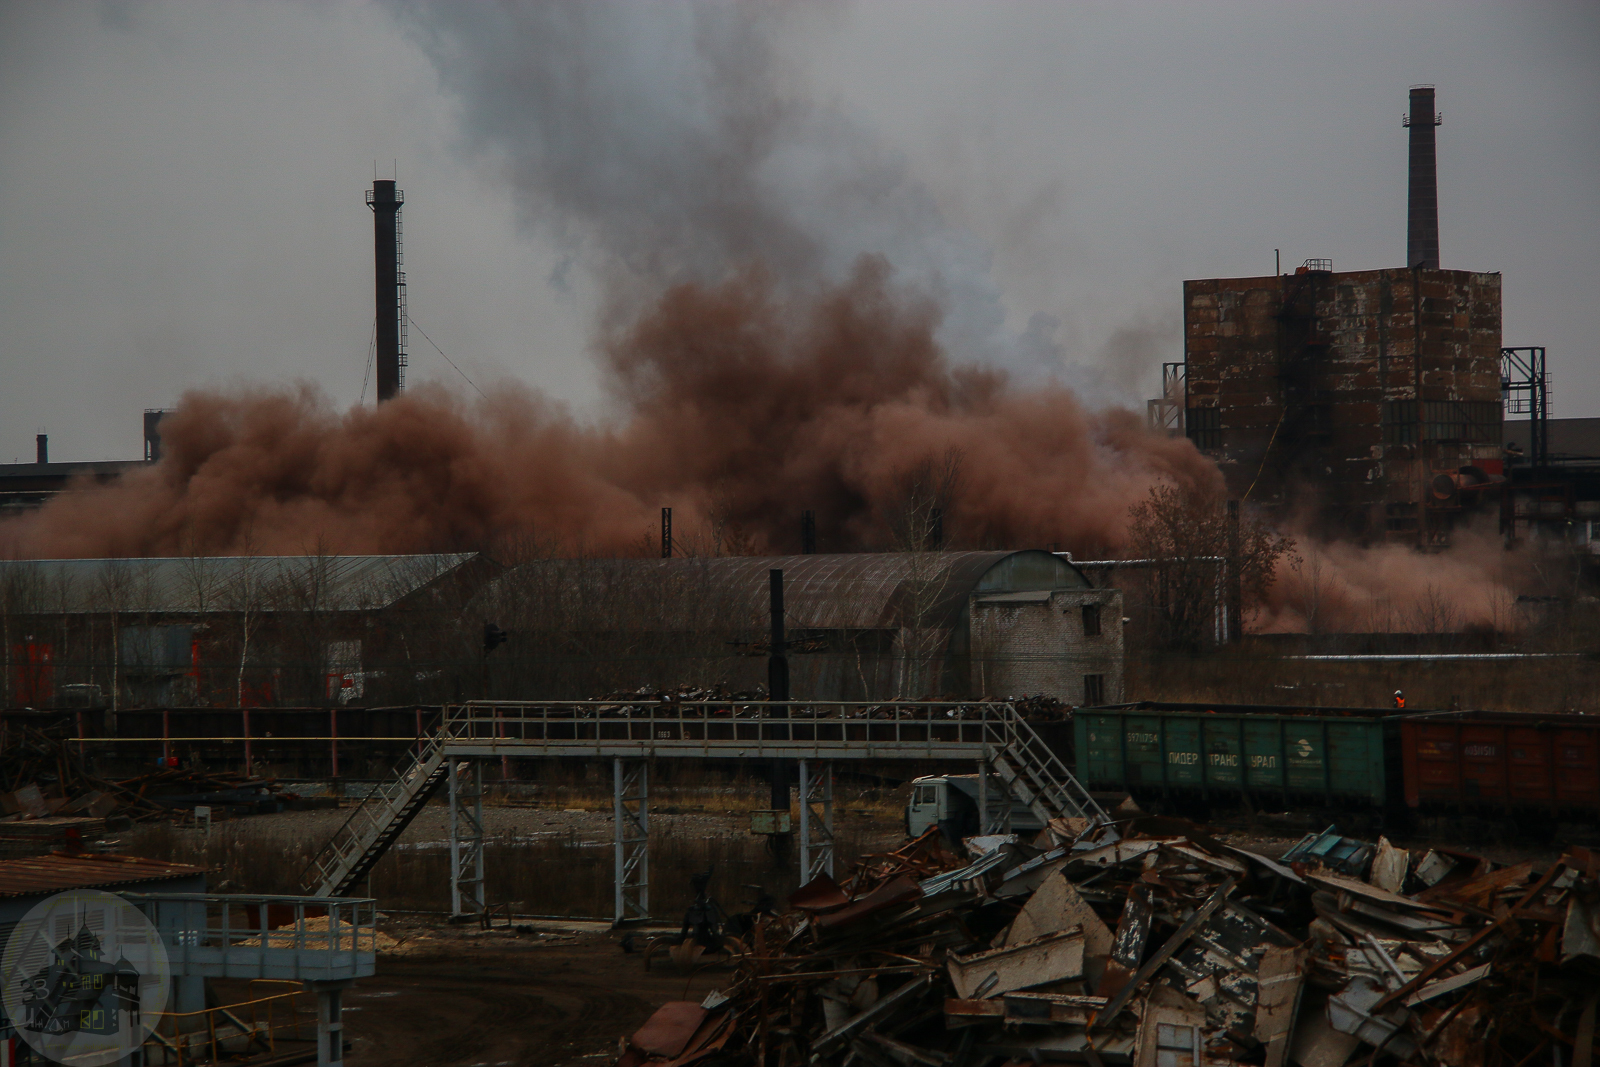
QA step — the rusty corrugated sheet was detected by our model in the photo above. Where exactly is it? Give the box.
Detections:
[0,852,206,898]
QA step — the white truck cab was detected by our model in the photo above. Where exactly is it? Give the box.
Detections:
[905,773,1044,846]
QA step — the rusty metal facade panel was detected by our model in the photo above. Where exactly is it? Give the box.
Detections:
[1184,268,1501,537]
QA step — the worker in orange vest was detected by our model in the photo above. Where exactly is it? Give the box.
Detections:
[1393,689,1405,709]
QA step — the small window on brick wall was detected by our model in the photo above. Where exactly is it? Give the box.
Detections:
[1186,406,1221,451]
[1083,674,1105,705]
[1081,603,1102,636]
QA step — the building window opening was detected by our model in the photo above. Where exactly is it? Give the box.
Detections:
[1081,603,1102,636]
[1185,406,1221,451]
[1083,674,1105,705]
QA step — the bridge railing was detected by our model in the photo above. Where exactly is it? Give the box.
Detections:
[442,699,1053,753]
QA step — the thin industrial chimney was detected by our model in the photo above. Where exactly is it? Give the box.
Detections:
[367,179,407,401]
[143,409,168,463]
[35,434,47,465]
[1405,85,1441,270]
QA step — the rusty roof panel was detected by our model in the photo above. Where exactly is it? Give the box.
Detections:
[0,853,206,898]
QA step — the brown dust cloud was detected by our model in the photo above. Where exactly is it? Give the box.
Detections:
[0,260,1220,563]
[1,6,1530,633]
[0,258,1530,636]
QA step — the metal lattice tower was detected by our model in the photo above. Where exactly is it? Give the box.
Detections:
[798,759,835,884]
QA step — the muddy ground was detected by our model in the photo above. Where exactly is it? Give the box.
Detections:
[219,921,722,1067]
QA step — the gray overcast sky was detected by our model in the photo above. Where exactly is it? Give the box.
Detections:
[1,1,1596,462]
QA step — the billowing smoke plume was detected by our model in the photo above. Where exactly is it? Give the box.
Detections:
[1,262,1218,559]
[388,1,1031,374]
[2,1,1212,560]
[1257,525,1525,634]
[0,2,1528,641]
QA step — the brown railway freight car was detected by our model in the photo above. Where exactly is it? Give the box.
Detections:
[1400,709,1600,814]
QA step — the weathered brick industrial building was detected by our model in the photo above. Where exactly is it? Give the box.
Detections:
[1180,264,1503,542]
[1164,86,1512,545]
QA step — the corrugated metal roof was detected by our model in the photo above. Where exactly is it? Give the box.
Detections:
[0,853,206,898]
[488,551,1089,632]
[974,591,1054,604]
[0,554,478,614]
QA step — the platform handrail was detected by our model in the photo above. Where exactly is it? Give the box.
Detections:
[299,721,462,895]
[987,704,1107,823]
[123,893,377,982]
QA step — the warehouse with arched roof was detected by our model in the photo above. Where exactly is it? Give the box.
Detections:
[476,550,1122,703]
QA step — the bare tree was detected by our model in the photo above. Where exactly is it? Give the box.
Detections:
[47,565,79,699]
[885,448,963,553]
[1290,546,1331,634]
[224,533,264,708]
[1128,484,1295,650]
[884,450,964,697]
[277,541,344,704]
[702,483,759,558]
[92,560,152,718]
[1409,584,1459,635]
[177,533,227,704]
[0,562,51,706]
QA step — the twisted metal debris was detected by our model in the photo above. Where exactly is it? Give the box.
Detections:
[617,816,1600,1066]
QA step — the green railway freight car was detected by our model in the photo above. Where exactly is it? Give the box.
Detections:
[1074,702,1402,810]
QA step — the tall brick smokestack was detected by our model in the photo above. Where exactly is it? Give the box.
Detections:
[1405,85,1441,270]
[367,179,405,402]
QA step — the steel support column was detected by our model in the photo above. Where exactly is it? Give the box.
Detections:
[448,759,485,917]
[304,979,352,1067]
[613,758,649,924]
[977,756,989,835]
[978,754,1008,834]
[797,759,834,883]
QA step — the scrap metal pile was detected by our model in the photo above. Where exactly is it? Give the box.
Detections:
[1,721,291,851]
[617,818,1600,1066]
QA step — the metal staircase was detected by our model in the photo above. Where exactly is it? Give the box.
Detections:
[985,703,1107,826]
[302,737,451,897]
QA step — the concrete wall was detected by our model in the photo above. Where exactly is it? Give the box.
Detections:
[969,589,1124,703]
[1183,266,1502,541]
